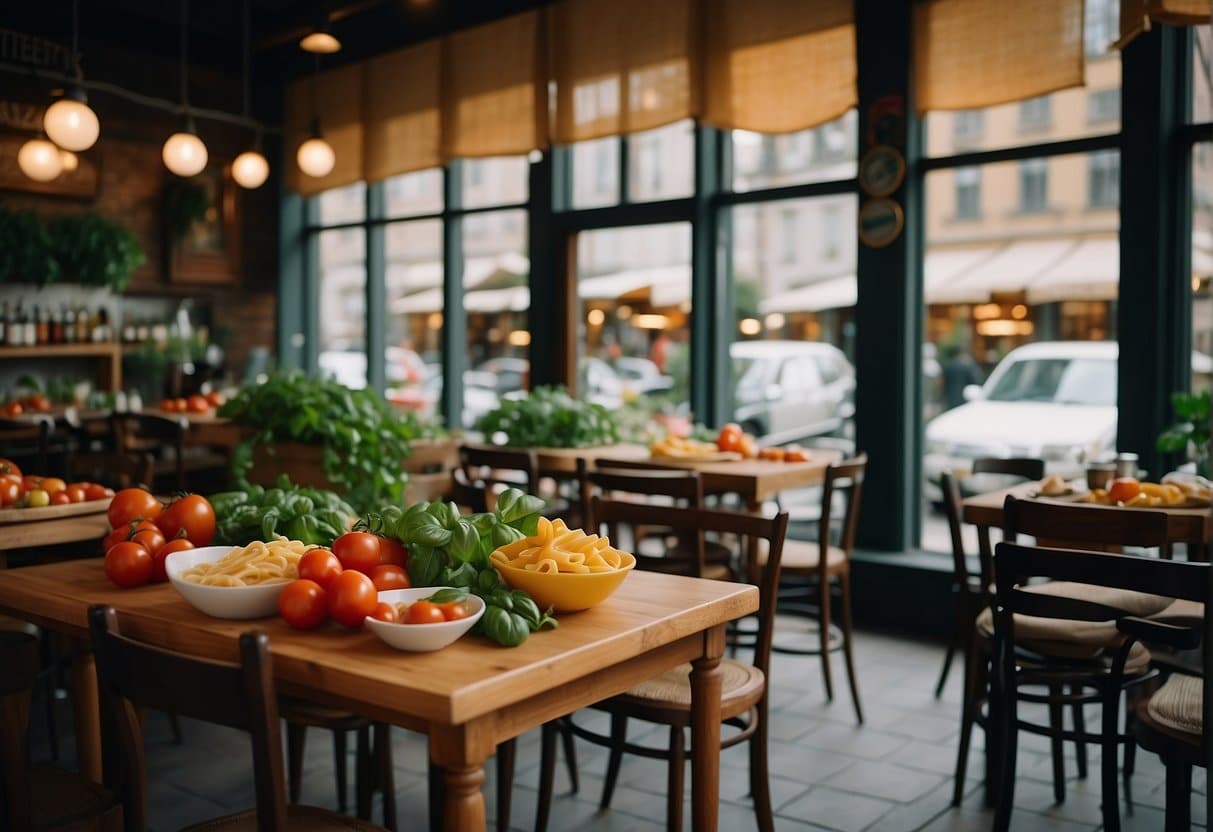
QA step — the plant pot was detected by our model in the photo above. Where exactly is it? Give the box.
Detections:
[247,441,337,491]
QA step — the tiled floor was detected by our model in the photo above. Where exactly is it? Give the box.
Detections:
[30,622,1206,832]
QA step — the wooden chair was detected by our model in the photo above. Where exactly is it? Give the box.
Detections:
[110,413,188,491]
[0,417,50,474]
[87,605,387,832]
[971,456,1046,481]
[989,542,1208,832]
[532,500,789,832]
[770,454,867,724]
[67,450,156,491]
[0,630,123,831]
[934,471,985,699]
[453,445,538,512]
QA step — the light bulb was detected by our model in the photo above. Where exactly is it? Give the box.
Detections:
[232,150,269,189]
[17,138,63,182]
[43,97,100,151]
[299,31,340,53]
[59,150,79,172]
[297,137,335,178]
[162,130,208,177]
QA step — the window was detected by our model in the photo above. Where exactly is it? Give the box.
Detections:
[461,156,529,210]
[316,228,367,389]
[954,167,981,219]
[1195,25,1212,124]
[317,182,366,225]
[1019,159,1049,212]
[1088,89,1120,124]
[1084,0,1117,57]
[1193,143,1213,379]
[731,110,858,192]
[1087,150,1119,208]
[821,205,843,260]
[1018,96,1052,132]
[385,219,443,417]
[627,121,693,202]
[384,169,442,218]
[952,110,985,145]
[780,209,798,263]
[571,136,619,208]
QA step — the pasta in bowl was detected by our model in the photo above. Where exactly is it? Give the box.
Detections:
[166,540,305,619]
[490,517,636,612]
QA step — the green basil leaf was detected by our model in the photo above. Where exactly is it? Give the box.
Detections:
[426,587,469,604]
[448,519,480,562]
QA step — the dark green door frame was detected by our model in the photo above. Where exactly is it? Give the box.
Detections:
[365,183,387,394]
[441,162,466,428]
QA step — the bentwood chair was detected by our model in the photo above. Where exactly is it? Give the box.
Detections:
[989,542,1208,832]
[532,499,789,832]
[0,417,50,475]
[769,454,867,724]
[935,471,987,699]
[454,445,539,512]
[88,605,387,832]
[0,630,123,831]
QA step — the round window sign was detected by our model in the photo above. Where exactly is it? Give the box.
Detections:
[858,145,906,197]
[858,198,904,249]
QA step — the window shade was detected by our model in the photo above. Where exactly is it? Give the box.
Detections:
[700,0,856,134]
[286,63,365,196]
[914,0,1085,114]
[1118,0,1211,48]
[362,41,442,184]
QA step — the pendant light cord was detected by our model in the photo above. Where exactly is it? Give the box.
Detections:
[241,0,250,117]
[179,0,190,114]
[70,0,79,78]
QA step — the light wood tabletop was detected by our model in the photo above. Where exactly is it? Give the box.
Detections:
[0,560,757,832]
[0,511,109,559]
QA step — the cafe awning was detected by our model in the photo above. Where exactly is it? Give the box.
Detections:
[925,240,1074,305]
[1026,238,1118,303]
[758,275,856,314]
[391,285,530,314]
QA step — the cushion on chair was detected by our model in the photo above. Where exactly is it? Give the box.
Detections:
[617,658,764,711]
[1150,598,1204,625]
[1147,674,1203,736]
[758,538,847,572]
[180,804,387,831]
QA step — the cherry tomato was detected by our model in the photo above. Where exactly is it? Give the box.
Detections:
[783,447,810,463]
[187,395,209,414]
[370,564,409,592]
[0,478,20,507]
[716,423,743,454]
[378,537,408,567]
[737,435,758,459]
[66,484,87,503]
[39,477,67,496]
[27,489,50,508]
[205,390,226,408]
[279,580,329,629]
[50,491,70,505]
[438,601,471,622]
[370,602,399,624]
[3,402,23,417]
[405,600,446,625]
[152,538,195,583]
[156,494,215,546]
[328,571,377,629]
[24,394,51,412]
[107,488,161,528]
[332,532,381,575]
[758,447,785,462]
[84,483,108,501]
[131,527,166,556]
[103,526,131,551]
[160,398,179,413]
[22,475,42,493]
[105,542,153,588]
[1109,477,1142,504]
[298,548,343,590]
[0,458,21,478]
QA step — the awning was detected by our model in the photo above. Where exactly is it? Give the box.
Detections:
[578,265,690,304]
[1026,238,1118,303]
[758,275,856,314]
[390,285,530,314]
[925,240,1074,305]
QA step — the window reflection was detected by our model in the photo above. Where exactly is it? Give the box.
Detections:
[317,228,367,389]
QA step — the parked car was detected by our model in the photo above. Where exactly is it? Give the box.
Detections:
[923,340,1118,502]
[612,356,674,398]
[730,340,855,445]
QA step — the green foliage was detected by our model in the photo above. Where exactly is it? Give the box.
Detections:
[0,207,59,285]
[162,177,210,244]
[50,213,145,291]
[210,476,357,547]
[735,277,763,321]
[478,385,621,448]
[219,371,427,512]
[1157,390,1211,475]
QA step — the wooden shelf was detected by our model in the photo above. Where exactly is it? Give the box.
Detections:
[0,342,122,391]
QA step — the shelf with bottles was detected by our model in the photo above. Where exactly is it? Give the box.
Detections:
[0,299,116,349]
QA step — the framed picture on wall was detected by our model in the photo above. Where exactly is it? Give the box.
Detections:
[168,162,241,285]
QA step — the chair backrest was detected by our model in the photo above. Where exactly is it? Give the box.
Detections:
[0,631,42,831]
[587,498,789,677]
[816,454,867,568]
[0,418,50,474]
[939,470,975,588]
[111,413,186,490]
[454,445,539,512]
[88,606,287,832]
[971,457,1045,481]
[68,451,156,490]
[1003,495,1171,551]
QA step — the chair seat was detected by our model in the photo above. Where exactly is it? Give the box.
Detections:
[612,658,765,718]
[180,804,387,831]
[1147,673,1202,737]
[279,699,371,730]
[1152,598,1204,624]
[759,538,847,573]
[975,581,1172,674]
[29,763,123,830]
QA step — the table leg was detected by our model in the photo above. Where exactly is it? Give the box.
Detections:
[690,624,725,832]
[68,638,102,783]
[976,525,995,592]
[430,725,490,832]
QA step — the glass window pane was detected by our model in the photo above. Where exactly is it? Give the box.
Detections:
[924,1,1120,157]
[627,120,694,202]
[1193,142,1213,389]
[1194,25,1212,124]
[316,228,367,389]
[921,152,1120,552]
[316,182,366,226]
[729,196,858,445]
[385,169,443,218]
[464,210,530,430]
[731,110,858,192]
[462,156,529,209]
[576,223,691,434]
[571,136,620,208]
[385,220,444,419]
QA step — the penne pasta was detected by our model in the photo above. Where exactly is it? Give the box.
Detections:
[490,517,627,574]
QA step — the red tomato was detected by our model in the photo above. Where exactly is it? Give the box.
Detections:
[131,527,166,555]
[156,494,215,545]
[327,571,377,629]
[0,458,21,478]
[279,580,329,630]
[438,601,471,622]
[716,424,743,453]
[24,394,51,412]
[737,435,758,460]
[84,483,108,501]
[187,395,209,414]
[51,491,70,505]
[298,548,343,590]
[332,532,381,575]
[103,526,131,551]
[39,477,67,496]
[205,390,226,408]
[370,564,409,591]
[3,402,23,417]
[370,602,399,624]
[378,537,408,567]
[160,398,179,413]
[1109,477,1142,504]
[22,475,42,493]
[107,488,161,528]
[405,600,446,625]
[783,447,810,463]
[152,538,195,583]
[0,478,20,507]
[65,485,87,503]
[104,542,153,588]
[758,447,785,462]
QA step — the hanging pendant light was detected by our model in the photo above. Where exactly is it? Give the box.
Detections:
[232,0,269,189]
[44,0,100,152]
[18,136,64,182]
[59,150,79,172]
[296,57,335,178]
[163,0,208,177]
[299,17,341,54]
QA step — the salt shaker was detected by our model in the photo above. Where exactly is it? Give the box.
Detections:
[1114,452,1139,479]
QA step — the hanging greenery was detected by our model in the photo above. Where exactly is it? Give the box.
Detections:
[162,177,210,245]
[50,213,146,292]
[0,206,60,286]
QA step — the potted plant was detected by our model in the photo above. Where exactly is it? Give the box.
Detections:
[50,213,145,292]
[1156,390,1211,477]
[0,206,59,285]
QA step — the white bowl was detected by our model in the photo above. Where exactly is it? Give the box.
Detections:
[165,546,291,620]
[366,588,485,652]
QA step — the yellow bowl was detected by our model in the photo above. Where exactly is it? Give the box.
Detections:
[494,552,636,613]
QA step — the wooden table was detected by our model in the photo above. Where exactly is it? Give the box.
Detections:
[0,561,756,832]
[140,409,246,450]
[0,510,109,563]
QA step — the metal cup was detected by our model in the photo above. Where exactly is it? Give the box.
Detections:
[1086,462,1116,492]
[1114,453,1139,480]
